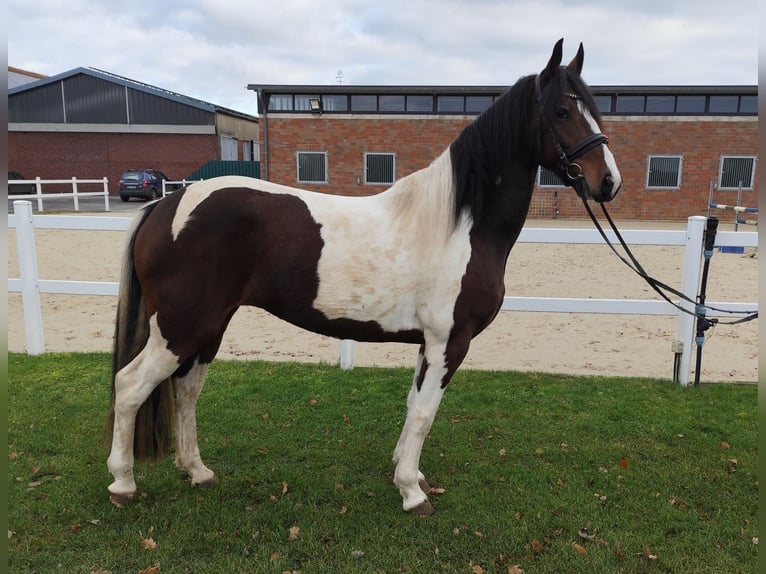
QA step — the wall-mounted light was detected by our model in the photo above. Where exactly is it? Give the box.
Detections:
[309,98,322,114]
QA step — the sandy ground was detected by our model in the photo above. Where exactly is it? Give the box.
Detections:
[8,216,758,383]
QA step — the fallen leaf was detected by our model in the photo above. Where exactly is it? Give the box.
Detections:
[288,526,300,540]
[342,414,351,424]
[642,545,658,561]
[340,505,348,514]
[70,523,82,533]
[572,543,587,554]
[474,531,484,538]
[620,457,629,469]
[530,539,543,553]
[310,399,318,406]
[508,566,524,574]
[720,441,730,450]
[728,458,738,465]
[137,562,160,574]
[430,487,446,495]
[578,528,595,541]
[88,519,101,525]
[753,537,758,545]
[142,537,157,550]
[351,550,365,559]
[471,565,485,574]
[499,448,507,456]
[269,551,279,561]
[514,511,522,520]
[282,481,289,495]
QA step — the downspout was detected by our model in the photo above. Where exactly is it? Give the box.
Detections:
[259,90,269,181]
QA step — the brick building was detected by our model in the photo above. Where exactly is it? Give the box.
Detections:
[247,84,757,221]
[9,67,260,193]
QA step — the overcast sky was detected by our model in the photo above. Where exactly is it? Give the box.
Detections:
[8,0,758,116]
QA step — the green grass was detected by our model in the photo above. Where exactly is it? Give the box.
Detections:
[8,353,757,573]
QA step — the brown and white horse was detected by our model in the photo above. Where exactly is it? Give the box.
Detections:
[106,39,621,515]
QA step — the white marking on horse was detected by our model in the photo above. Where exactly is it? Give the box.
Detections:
[577,101,622,195]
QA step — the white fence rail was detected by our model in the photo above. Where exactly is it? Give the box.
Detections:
[8,177,111,212]
[8,200,758,385]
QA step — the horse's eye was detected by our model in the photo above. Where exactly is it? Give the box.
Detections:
[555,107,569,120]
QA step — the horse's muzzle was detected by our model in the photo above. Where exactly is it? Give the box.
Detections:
[596,173,621,203]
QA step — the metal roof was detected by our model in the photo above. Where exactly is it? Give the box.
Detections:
[11,67,258,121]
[247,83,756,96]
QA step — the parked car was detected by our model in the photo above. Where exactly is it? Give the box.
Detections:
[118,169,182,201]
[8,171,36,194]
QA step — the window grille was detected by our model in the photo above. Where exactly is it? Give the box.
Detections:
[269,95,293,111]
[297,152,327,183]
[538,167,565,187]
[646,155,682,189]
[365,153,395,185]
[719,156,756,189]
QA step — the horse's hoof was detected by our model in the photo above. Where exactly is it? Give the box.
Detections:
[109,492,135,508]
[418,478,432,493]
[408,499,435,516]
[193,476,219,488]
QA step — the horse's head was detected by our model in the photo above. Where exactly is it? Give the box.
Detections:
[534,39,621,202]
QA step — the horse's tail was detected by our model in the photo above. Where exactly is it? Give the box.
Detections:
[107,202,174,462]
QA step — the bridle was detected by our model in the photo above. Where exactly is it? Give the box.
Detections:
[534,72,609,197]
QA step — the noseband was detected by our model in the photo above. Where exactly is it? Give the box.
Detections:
[534,73,609,195]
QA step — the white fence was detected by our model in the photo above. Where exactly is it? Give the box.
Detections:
[8,177,111,212]
[8,200,758,385]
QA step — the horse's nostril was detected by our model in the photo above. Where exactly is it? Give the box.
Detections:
[601,174,616,198]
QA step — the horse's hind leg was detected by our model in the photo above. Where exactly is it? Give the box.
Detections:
[107,317,180,505]
[172,359,218,488]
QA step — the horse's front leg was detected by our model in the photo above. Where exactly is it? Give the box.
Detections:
[172,360,218,488]
[393,337,465,515]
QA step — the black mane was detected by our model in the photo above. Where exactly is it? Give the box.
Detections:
[449,67,601,224]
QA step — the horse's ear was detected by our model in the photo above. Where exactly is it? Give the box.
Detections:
[541,38,564,82]
[567,42,584,76]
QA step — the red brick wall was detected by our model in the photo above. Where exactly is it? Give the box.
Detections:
[8,132,221,193]
[263,115,758,221]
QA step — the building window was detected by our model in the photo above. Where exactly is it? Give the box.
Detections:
[438,95,464,113]
[675,95,706,114]
[294,95,320,111]
[709,95,739,114]
[645,95,675,114]
[365,153,395,185]
[719,156,756,190]
[538,167,565,187]
[465,96,493,114]
[593,95,612,114]
[379,95,405,112]
[269,95,293,111]
[243,140,259,162]
[406,95,432,112]
[351,95,377,112]
[322,94,348,112]
[615,95,645,113]
[739,95,757,114]
[220,135,238,160]
[297,152,327,183]
[646,155,683,189]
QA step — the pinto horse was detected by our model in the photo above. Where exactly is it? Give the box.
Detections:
[107,39,621,515]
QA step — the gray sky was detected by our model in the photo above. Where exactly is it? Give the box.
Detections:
[8,0,758,116]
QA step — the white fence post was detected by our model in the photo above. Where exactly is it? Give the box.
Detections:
[673,216,707,386]
[34,177,43,211]
[339,339,355,370]
[14,201,45,355]
[102,177,111,211]
[71,177,79,211]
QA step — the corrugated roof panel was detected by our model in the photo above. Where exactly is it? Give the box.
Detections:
[8,82,65,122]
[128,88,213,125]
[63,74,127,123]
